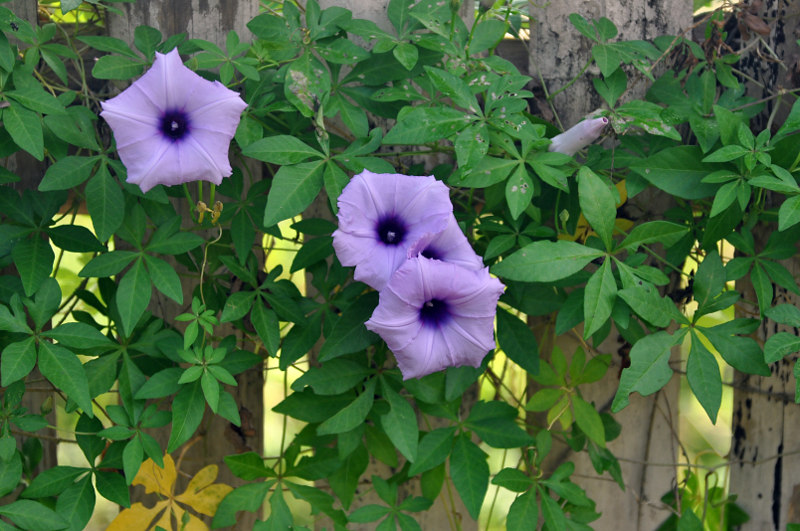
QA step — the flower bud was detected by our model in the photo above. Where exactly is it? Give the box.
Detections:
[548,116,609,156]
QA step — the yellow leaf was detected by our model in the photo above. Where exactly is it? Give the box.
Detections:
[172,505,210,531]
[177,483,234,517]
[134,454,177,496]
[107,501,168,531]
[109,453,234,531]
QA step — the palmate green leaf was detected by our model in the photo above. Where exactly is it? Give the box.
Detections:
[469,19,507,54]
[538,484,569,529]
[449,156,517,188]
[0,499,68,531]
[12,235,54,297]
[506,490,538,531]
[466,401,533,448]
[116,258,151,337]
[6,87,66,116]
[766,303,800,327]
[505,164,534,219]
[693,249,725,311]
[491,240,604,282]
[167,380,205,452]
[21,465,85,498]
[86,166,125,242]
[612,330,684,412]
[224,452,273,481]
[212,482,273,528]
[317,379,376,435]
[220,291,257,323]
[619,220,689,250]
[450,433,489,520]
[764,332,800,364]
[38,156,98,191]
[38,342,93,416]
[48,225,104,253]
[492,468,533,493]
[292,359,369,395]
[241,135,323,165]
[4,103,43,160]
[251,299,280,356]
[57,474,94,531]
[1,337,37,386]
[79,250,138,278]
[143,255,182,304]
[319,291,379,362]
[424,66,481,114]
[778,195,800,231]
[578,166,617,250]
[91,55,144,80]
[134,368,181,399]
[630,146,719,200]
[95,469,130,507]
[572,396,605,446]
[407,427,455,476]
[379,378,418,462]
[584,260,617,339]
[264,160,325,227]
[700,322,769,375]
[393,42,418,70]
[687,330,722,423]
[0,453,21,498]
[750,263,772,315]
[773,96,800,144]
[496,308,539,374]
[122,435,143,484]
[383,106,471,144]
[617,285,672,328]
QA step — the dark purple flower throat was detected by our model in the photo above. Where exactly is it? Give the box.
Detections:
[420,298,449,327]
[376,215,407,246]
[160,110,190,141]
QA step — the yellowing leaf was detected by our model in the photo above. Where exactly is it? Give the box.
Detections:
[107,453,233,531]
[106,501,168,531]
[135,453,177,495]
[175,464,233,516]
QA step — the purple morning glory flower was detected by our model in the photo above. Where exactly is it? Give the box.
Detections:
[366,257,505,380]
[548,116,609,156]
[332,170,452,291]
[407,214,484,270]
[100,48,247,193]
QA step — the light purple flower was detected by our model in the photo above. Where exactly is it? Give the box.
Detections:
[366,257,505,380]
[332,170,452,291]
[548,116,609,156]
[100,48,247,192]
[407,215,483,270]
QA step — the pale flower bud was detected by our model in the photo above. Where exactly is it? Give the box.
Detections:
[548,116,609,156]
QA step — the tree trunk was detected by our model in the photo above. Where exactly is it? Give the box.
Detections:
[729,3,800,528]
[106,3,264,528]
[528,2,692,529]
[1,0,58,488]
[529,0,692,127]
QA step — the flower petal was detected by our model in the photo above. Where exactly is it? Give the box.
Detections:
[408,215,484,270]
[100,48,246,193]
[366,257,505,380]
[333,170,451,290]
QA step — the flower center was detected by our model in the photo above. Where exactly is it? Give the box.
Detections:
[376,215,407,246]
[160,110,189,141]
[420,246,440,260]
[419,298,449,327]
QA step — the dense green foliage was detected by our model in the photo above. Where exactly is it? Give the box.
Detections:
[0,0,798,529]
